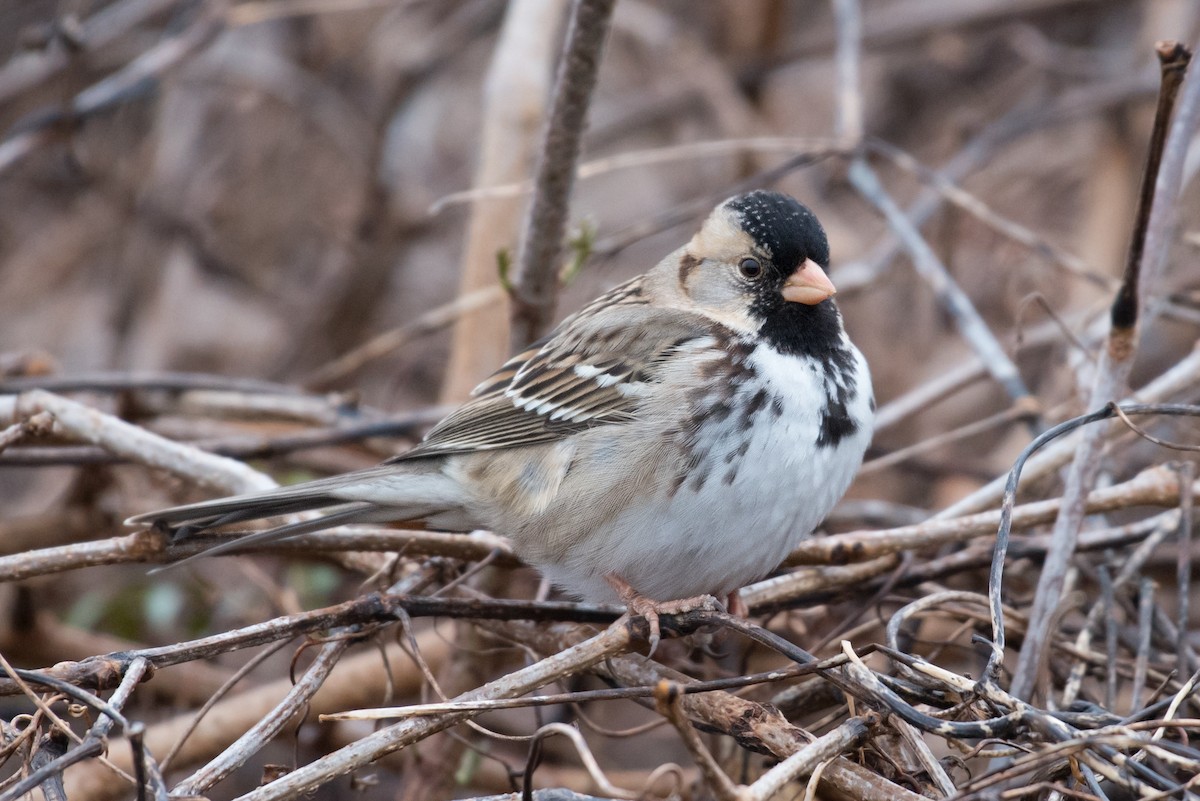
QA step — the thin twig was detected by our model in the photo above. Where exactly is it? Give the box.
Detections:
[744,715,873,801]
[984,403,1200,687]
[303,287,504,390]
[830,0,863,144]
[231,623,633,801]
[0,0,228,176]
[1178,462,1195,674]
[0,390,275,494]
[938,342,1200,519]
[848,159,1037,415]
[1131,577,1156,714]
[170,569,432,794]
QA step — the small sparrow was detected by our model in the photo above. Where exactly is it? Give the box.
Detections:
[131,191,873,650]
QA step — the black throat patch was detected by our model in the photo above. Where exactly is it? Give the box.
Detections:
[725,191,863,448]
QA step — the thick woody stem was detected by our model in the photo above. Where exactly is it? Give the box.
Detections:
[510,0,617,349]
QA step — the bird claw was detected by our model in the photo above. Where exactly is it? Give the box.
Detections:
[604,574,723,657]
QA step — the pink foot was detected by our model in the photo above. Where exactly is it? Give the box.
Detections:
[726,590,747,618]
[605,574,721,656]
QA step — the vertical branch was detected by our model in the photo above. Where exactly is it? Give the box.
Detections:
[509,0,617,350]
[1109,42,1191,354]
[1130,577,1156,713]
[830,0,863,144]
[440,0,570,402]
[1177,462,1194,673]
[1009,42,1195,701]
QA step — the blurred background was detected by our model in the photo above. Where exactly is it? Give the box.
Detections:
[2,1,1200,798]
[1,1,1194,408]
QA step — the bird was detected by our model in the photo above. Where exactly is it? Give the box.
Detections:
[130,190,874,652]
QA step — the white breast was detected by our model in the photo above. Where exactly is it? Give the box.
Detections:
[540,342,874,603]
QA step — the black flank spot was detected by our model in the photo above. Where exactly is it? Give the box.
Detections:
[707,400,733,423]
[821,350,858,395]
[723,465,738,485]
[817,396,859,447]
[770,396,784,417]
[745,387,768,417]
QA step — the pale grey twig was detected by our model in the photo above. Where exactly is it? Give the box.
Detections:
[1060,512,1179,707]
[160,640,292,771]
[0,390,275,494]
[304,287,504,390]
[937,343,1200,519]
[1178,462,1195,674]
[1099,565,1119,711]
[172,640,348,794]
[848,159,1035,409]
[872,357,985,433]
[861,401,1037,474]
[0,0,178,105]
[653,684,740,801]
[523,723,639,800]
[837,68,1158,295]
[0,371,306,396]
[431,136,849,213]
[868,139,1113,288]
[830,0,863,143]
[744,716,872,801]
[1131,577,1156,714]
[0,658,154,801]
[0,411,52,454]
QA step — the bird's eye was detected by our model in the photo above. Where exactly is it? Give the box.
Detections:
[738,257,762,279]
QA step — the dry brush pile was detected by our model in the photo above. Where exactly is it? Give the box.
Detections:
[2,1,1200,799]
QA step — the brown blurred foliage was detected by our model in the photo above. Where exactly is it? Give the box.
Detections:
[3,1,1200,799]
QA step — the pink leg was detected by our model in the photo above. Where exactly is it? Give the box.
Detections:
[605,573,720,657]
[726,590,747,618]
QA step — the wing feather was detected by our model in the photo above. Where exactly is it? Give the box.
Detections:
[390,277,712,462]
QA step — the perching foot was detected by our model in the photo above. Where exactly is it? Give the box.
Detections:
[604,574,722,657]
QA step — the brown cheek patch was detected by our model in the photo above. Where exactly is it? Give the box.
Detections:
[677,253,700,288]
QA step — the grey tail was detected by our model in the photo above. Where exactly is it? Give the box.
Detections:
[128,491,348,539]
[127,466,418,571]
[145,501,381,573]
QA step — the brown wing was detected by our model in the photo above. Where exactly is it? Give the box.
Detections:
[390,277,709,462]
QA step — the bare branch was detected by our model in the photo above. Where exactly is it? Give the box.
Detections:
[510,0,617,348]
